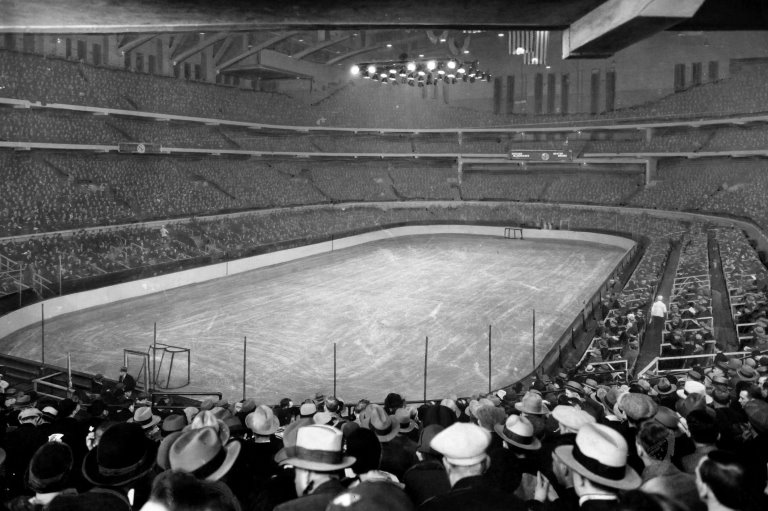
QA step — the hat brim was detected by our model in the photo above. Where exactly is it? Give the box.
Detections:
[373,421,400,442]
[82,437,157,486]
[554,445,641,491]
[654,386,676,395]
[156,431,183,470]
[130,415,161,430]
[252,417,280,436]
[514,402,549,415]
[204,441,241,482]
[398,421,417,433]
[283,454,356,472]
[494,424,541,451]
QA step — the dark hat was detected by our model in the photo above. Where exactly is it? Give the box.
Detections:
[744,400,768,435]
[199,399,215,411]
[652,406,679,430]
[327,481,416,511]
[653,378,676,395]
[82,423,157,486]
[384,393,404,411]
[224,416,245,437]
[27,442,73,493]
[417,425,444,456]
[169,426,241,481]
[345,427,381,475]
[714,353,729,370]
[57,399,77,419]
[564,381,584,395]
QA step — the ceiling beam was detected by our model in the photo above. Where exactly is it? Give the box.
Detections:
[213,36,235,65]
[168,34,188,59]
[118,33,159,53]
[563,0,706,58]
[291,35,351,59]
[217,31,300,72]
[172,32,231,65]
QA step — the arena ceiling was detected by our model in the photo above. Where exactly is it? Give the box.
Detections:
[1,0,766,81]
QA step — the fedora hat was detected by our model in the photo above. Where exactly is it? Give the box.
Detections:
[282,425,355,472]
[189,410,230,446]
[555,423,641,490]
[368,405,399,442]
[515,391,549,415]
[82,423,157,486]
[156,431,183,471]
[27,442,73,494]
[246,405,280,436]
[169,426,241,481]
[564,381,584,395]
[161,414,186,434]
[395,408,417,433]
[494,415,541,451]
[653,377,676,395]
[737,366,758,382]
[417,425,444,456]
[676,380,713,404]
[129,406,160,430]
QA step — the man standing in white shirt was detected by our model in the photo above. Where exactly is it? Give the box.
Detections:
[651,295,667,329]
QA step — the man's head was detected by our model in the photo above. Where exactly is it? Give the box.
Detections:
[280,425,355,496]
[430,423,491,487]
[635,420,669,463]
[695,451,752,511]
[687,409,718,445]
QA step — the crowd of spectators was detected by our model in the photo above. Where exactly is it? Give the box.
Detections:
[5,49,768,131]
[2,347,768,510]
[629,158,768,230]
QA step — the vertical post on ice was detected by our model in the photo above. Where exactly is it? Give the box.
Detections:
[242,336,247,401]
[532,309,536,372]
[153,322,157,393]
[333,342,337,398]
[423,336,428,403]
[488,325,492,394]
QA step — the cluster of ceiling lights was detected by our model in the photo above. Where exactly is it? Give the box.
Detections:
[350,60,492,86]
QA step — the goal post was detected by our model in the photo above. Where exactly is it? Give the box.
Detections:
[504,227,524,240]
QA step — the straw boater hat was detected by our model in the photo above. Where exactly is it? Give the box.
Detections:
[281,425,356,472]
[169,426,241,481]
[82,423,157,486]
[515,391,550,415]
[494,415,541,451]
[554,423,641,490]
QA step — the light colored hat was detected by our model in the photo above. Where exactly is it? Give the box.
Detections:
[189,410,230,446]
[368,404,399,442]
[282,425,355,472]
[514,391,550,415]
[300,402,317,417]
[169,426,241,481]
[245,405,279,436]
[554,423,641,490]
[494,415,541,451]
[395,408,417,433]
[129,406,161,430]
[551,405,596,431]
[676,380,713,404]
[431,423,490,466]
[18,407,42,421]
